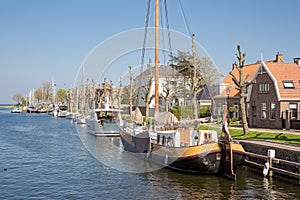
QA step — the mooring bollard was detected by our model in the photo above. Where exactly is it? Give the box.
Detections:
[263,149,276,177]
[268,149,276,177]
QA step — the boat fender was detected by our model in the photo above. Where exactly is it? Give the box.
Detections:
[164,154,168,165]
[263,162,269,176]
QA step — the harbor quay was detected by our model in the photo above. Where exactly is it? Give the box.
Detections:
[239,139,300,184]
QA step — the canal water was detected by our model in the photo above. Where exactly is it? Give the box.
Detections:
[0,108,299,199]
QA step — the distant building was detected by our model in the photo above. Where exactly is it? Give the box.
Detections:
[134,62,189,111]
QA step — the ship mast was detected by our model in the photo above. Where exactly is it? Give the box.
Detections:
[154,0,159,112]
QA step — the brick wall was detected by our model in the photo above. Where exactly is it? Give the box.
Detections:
[248,70,282,129]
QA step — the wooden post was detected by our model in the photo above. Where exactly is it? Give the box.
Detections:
[223,142,236,180]
[269,157,273,177]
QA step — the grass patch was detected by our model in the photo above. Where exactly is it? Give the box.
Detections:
[200,125,300,145]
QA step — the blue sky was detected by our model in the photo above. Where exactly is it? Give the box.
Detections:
[0,0,299,103]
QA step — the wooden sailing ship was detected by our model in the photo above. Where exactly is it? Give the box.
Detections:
[120,0,246,178]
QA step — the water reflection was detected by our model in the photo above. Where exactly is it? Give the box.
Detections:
[76,123,299,199]
[76,124,162,173]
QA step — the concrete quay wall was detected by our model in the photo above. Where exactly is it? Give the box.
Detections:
[238,140,300,175]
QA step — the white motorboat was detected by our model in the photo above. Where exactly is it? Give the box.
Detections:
[86,107,123,137]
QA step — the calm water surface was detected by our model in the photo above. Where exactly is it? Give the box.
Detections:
[0,108,299,199]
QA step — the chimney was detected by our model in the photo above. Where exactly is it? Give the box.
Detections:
[275,52,284,62]
[293,57,300,67]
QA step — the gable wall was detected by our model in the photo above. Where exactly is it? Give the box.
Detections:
[248,69,282,129]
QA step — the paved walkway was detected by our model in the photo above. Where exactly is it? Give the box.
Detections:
[237,139,300,152]
[229,125,300,136]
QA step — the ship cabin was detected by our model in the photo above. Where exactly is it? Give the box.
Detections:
[156,128,218,147]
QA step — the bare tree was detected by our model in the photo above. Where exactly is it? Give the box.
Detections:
[128,66,136,116]
[117,78,123,109]
[230,45,255,135]
[42,81,52,103]
[34,88,43,103]
[12,93,23,105]
[162,66,176,112]
[162,81,174,112]
[140,76,154,119]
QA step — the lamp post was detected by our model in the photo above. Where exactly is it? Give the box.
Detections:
[227,88,231,126]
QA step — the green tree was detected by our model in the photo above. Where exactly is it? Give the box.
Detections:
[20,97,27,106]
[170,34,222,120]
[56,89,68,104]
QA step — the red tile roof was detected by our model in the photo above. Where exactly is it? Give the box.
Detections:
[265,62,300,100]
[221,62,261,97]
[221,54,300,101]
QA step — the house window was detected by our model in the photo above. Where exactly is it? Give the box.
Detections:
[232,105,239,119]
[270,103,276,119]
[283,80,295,89]
[258,83,269,93]
[246,103,250,118]
[289,103,298,119]
[261,103,267,119]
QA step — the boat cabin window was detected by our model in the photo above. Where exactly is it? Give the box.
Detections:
[97,111,117,120]
[204,132,212,142]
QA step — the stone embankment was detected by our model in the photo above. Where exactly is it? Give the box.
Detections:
[238,139,300,183]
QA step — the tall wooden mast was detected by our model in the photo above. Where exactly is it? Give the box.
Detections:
[155,0,159,112]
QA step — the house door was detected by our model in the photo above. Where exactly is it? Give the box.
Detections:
[252,106,256,127]
[282,111,286,129]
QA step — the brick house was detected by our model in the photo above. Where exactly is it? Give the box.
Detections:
[213,53,300,129]
[212,60,259,120]
[248,53,300,129]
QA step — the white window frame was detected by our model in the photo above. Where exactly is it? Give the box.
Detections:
[258,83,269,93]
[270,103,276,120]
[261,103,267,119]
[232,105,239,119]
[283,81,295,89]
[289,103,298,120]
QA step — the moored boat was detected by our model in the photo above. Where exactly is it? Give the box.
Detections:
[26,106,38,113]
[86,107,123,137]
[11,107,21,113]
[120,0,246,178]
[56,105,68,117]
[75,114,86,124]
[121,112,246,175]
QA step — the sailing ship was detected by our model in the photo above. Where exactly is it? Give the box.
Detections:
[120,0,246,178]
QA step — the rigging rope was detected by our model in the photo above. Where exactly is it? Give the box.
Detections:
[164,0,172,59]
[140,0,151,74]
[138,0,152,105]
[159,0,166,65]
[178,0,192,38]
